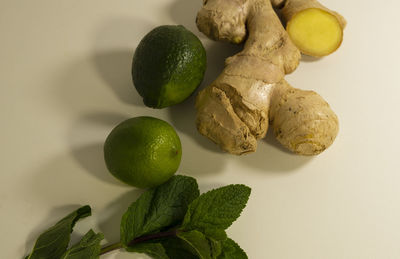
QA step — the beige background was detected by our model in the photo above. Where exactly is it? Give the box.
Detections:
[1,0,399,258]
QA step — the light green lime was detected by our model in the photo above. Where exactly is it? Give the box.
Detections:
[132,25,207,108]
[104,116,182,188]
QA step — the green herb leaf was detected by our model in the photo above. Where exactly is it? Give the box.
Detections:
[209,237,222,258]
[181,185,251,240]
[26,205,92,259]
[202,228,227,241]
[126,243,169,259]
[60,229,104,259]
[218,238,247,259]
[160,237,198,259]
[177,230,212,259]
[121,175,199,247]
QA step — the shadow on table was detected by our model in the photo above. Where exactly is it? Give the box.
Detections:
[92,17,155,106]
[98,189,144,244]
[92,50,141,106]
[236,130,313,172]
[71,143,126,187]
[67,111,130,186]
[169,0,202,37]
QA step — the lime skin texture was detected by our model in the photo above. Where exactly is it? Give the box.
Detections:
[104,116,182,188]
[132,25,207,108]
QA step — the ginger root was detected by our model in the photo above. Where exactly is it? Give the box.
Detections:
[269,80,338,155]
[273,0,346,57]
[195,0,341,155]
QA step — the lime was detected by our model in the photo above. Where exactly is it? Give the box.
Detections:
[103,116,182,188]
[132,25,207,108]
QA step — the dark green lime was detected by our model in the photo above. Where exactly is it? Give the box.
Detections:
[132,25,207,108]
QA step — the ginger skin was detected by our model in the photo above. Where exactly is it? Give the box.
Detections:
[195,0,340,155]
[270,81,338,155]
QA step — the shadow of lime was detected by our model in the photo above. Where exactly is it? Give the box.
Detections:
[92,50,142,106]
[92,17,154,106]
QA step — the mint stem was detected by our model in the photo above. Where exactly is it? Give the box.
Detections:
[128,228,178,246]
[100,229,178,256]
[100,242,123,255]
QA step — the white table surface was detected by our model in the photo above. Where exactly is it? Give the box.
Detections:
[1,0,400,258]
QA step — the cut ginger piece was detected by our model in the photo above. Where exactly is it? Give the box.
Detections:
[272,0,347,57]
[286,8,343,56]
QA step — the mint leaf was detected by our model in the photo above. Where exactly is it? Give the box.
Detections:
[60,229,103,259]
[181,185,251,240]
[160,237,198,259]
[201,228,227,241]
[26,205,91,259]
[126,243,169,259]
[218,238,247,259]
[121,175,199,247]
[209,238,222,258]
[177,230,212,259]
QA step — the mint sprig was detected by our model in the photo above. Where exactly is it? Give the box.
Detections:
[25,175,250,259]
[218,238,248,259]
[60,230,104,259]
[121,175,199,246]
[126,242,169,259]
[180,184,251,241]
[26,205,93,259]
[177,230,212,259]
